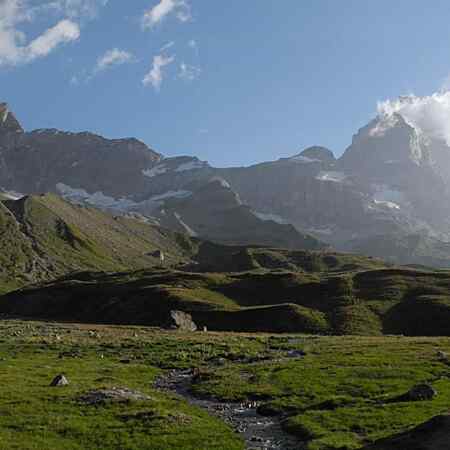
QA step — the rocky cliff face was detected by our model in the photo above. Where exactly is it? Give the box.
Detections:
[3,102,450,265]
[0,103,161,198]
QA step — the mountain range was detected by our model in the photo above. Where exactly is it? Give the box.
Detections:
[3,102,450,266]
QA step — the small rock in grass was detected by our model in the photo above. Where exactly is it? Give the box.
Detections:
[50,374,69,387]
[79,387,151,405]
[406,383,437,401]
[393,383,437,402]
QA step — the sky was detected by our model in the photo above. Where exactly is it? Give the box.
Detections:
[2,1,450,167]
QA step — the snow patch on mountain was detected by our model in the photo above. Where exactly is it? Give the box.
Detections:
[175,160,207,172]
[174,212,198,237]
[289,155,321,163]
[369,184,407,210]
[142,164,168,178]
[56,183,137,211]
[373,200,400,210]
[210,176,231,188]
[316,171,347,183]
[0,189,23,200]
[253,211,289,224]
[307,227,334,236]
[149,190,192,202]
[1,108,8,123]
[369,114,400,137]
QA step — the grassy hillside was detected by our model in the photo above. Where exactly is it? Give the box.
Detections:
[3,265,450,336]
[0,194,196,293]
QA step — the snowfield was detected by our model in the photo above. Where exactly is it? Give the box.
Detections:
[289,155,321,163]
[253,211,289,224]
[56,183,137,211]
[175,160,207,172]
[316,171,347,183]
[142,164,168,178]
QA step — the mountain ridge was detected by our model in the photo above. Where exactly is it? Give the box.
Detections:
[3,102,450,266]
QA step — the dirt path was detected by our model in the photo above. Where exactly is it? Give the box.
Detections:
[155,368,301,450]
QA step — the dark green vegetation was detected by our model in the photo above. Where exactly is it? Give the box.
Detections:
[0,321,448,450]
[3,265,450,336]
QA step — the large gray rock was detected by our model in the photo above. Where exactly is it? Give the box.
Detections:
[168,310,197,332]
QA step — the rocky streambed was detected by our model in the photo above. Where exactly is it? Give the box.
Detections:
[155,368,300,450]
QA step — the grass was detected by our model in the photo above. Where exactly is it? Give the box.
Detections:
[0,322,448,449]
[189,335,450,449]
[0,321,246,450]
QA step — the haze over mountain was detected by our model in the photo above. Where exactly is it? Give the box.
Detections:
[3,99,450,266]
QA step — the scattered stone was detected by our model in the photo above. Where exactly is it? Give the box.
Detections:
[285,349,306,358]
[79,387,151,405]
[437,350,448,361]
[50,374,69,387]
[393,383,437,402]
[167,310,197,332]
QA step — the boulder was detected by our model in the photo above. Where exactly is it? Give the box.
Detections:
[405,383,437,401]
[168,310,197,331]
[393,383,437,402]
[50,374,69,387]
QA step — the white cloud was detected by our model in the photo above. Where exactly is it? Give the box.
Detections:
[94,48,134,73]
[178,62,200,81]
[377,91,450,145]
[27,20,80,59]
[142,53,175,90]
[188,39,197,49]
[141,0,191,29]
[0,1,80,67]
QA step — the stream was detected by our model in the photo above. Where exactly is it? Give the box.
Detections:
[155,368,301,450]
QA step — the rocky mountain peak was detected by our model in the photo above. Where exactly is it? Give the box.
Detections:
[0,103,23,134]
[339,112,428,174]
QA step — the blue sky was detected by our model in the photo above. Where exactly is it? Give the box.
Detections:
[2,1,450,167]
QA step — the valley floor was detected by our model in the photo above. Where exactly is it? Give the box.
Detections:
[0,320,448,450]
